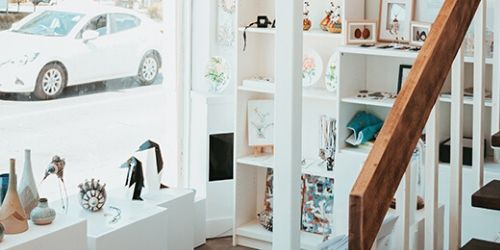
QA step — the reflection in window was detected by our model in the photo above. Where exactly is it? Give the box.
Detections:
[110,13,140,33]
[13,10,83,37]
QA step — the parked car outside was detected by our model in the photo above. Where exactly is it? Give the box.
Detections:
[0,3,164,99]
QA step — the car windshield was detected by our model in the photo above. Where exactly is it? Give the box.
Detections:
[13,10,83,37]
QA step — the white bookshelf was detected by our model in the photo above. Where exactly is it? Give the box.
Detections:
[233,0,365,249]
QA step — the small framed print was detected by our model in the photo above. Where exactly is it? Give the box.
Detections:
[410,21,432,47]
[378,0,415,43]
[397,64,412,93]
[247,100,274,146]
[346,21,377,45]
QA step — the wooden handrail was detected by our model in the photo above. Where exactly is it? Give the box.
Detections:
[348,0,481,249]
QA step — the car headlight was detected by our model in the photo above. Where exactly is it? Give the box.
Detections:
[7,52,40,66]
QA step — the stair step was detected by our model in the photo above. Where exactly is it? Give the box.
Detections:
[461,239,500,250]
[492,131,500,148]
[472,180,500,211]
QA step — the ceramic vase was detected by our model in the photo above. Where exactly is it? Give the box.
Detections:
[0,174,9,205]
[30,198,56,225]
[18,149,39,219]
[0,159,28,234]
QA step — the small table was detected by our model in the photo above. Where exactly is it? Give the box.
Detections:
[111,188,196,250]
[52,195,168,250]
[1,213,86,250]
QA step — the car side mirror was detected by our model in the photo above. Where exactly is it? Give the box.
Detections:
[82,30,99,42]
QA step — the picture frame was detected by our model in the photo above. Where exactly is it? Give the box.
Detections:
[378,0,415,43]
[346,21,377,45]
[410,21,432,47]
[397,64,412,93]
[247,100,274,146]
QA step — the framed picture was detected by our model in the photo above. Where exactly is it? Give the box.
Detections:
[378,0,415,43]
[410,21,432,47]
[248,100,274,146]
[346,21,377,45]
[397,64,412,93]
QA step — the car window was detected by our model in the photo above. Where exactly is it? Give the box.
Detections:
[110,13,140,34]
[13,10,83,37]
[78,14,109,38]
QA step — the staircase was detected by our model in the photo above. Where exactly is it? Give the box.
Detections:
[348,0,500,249]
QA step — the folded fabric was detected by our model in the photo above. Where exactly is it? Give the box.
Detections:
[346,111,383,146]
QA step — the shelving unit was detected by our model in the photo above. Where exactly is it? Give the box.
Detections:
[233,0,364,249]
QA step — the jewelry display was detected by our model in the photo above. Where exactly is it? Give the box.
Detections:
[104,206,122,224]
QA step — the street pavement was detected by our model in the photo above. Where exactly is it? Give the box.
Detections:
[0,79,178,203]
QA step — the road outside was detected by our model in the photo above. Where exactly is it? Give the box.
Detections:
[0,79,177,203]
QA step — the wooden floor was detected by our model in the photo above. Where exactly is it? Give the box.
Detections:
[195,237,254,250]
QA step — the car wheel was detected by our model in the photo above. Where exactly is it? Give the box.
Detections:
[34,63,67,100]
[137,52,159,85]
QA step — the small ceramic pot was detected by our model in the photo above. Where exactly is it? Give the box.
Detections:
[30,198,56,225]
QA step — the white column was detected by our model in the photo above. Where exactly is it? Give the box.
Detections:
[472,0,486,189]
[394,167,412,250]
[493,0,500,162]
[273,0,303,248]
[425,104,440,250]
[449,47,464,250]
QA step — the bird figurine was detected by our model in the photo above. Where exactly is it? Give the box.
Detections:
[121,157,145,200]
[41,156,68,213]
[137,140,168,189]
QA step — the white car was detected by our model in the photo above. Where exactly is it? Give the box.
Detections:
[0,4,164,99]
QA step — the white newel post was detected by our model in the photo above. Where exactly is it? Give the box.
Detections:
[472,0,486,189]
[449,47,464,250]
[425,104,440,250]
[273,0,303,249]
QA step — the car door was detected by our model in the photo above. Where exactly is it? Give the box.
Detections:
[107,13,143,77]
[68,14,118,84]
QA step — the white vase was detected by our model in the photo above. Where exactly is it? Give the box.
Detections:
[18,149,39,219]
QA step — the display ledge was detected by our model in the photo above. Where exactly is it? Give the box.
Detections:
[238,27,343,39]
[237,154,334,178]
[239,82,337,101]
[439,95,493,107]
[341,96,395,108]
[338,45,494,64]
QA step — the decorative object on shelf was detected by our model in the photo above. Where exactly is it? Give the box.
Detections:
[30,198,56,225]
[18,149,39,219]
[42,156,68,213]
[217,0,235,46]
[121,157,145,200]
[242,16,275,51]
[355,90,397,100]
[303,1,312,31]
[204,56,230,93]
[397,64,412,93]
[0,174,9,205]
[320,10,333,31]
[345,111,384,146]
[301,174,334,235]
[302,48,323,87]
[78,179,107,212]
[325,52,339,92]
[319,116,336,171]
[257,168,273,231]
[326,2,342,33]
[390,196,425,210]
[248,100,274,147]
[0,159,28,234]
[104,206,122,224]
[463,29,495,58]
[378,0,415,43]
[346,21,377,45]
[137,140,169,191]
[409,21,431,47]
[218,0,235,14]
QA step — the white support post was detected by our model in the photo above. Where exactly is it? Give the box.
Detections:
[493,0,500,162]
[472,0,486,189]
[273,0,303,249]
[425,104,440,250]
[449,47,464,250]
[394,167,412,250]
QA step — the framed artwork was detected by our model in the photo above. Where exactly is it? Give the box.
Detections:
[346,21,377,45]
[301,174,335,235]
[397,64,412,93]
[216,0,235,46]
[247,100,274,146]
[410,21,432,47]
[378,0,415,43]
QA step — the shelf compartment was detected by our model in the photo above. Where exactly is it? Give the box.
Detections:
[238,27,344,40]
[439,95,493,107]
[239,81,337,101]
[237,153,274,169]
[235,219,326,250]
[341,96,395,108]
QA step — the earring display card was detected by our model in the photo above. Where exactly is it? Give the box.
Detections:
[301,174,334,235]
